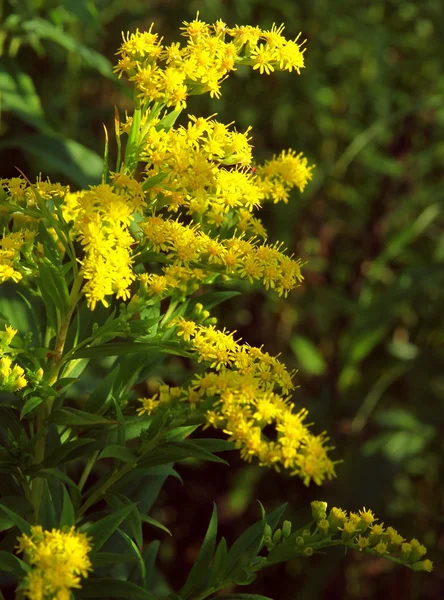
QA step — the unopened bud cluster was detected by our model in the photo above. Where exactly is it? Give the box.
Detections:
[310,501,433,572]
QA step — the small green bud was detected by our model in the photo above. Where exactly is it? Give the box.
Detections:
[272,529,282,544]
[263,535,273,550]
[282,520,292,538]
[264,524,273,538]
[193,303,203,315]
[296,536,305,548]
[303,547,314,557]
[318,519,330,536]
[400,543,412,561]
[302,529,311,538]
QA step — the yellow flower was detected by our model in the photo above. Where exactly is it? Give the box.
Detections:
[250,44,276,75]
[16,526,92,600]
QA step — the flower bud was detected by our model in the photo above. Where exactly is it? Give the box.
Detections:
[318,519,330,536]
[295,536,305,548]
[303,547,313,557]
[327,507,347,532]
[311,501,328,522]
[282,520,292,539]
[193,303,203,315]
[411,559,433,572]
[263,536,273,550]
[400,542,412,561]
[409,543,427,562]
[272,529,282,544]
[340,520,357,542]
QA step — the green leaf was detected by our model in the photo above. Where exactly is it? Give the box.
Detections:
[137,440,229,468]
[39,479,57,530]
[90,552,138,568]
[215,595,274,600]
[84,365,120,414]
[70,341,191,359]
[208,537,228,589]
[225,503,287,579]
[117,528,146,586]
[141,541,160,584]
[50,408,116,427]
[142,171,168,191]
[33,468,78,491]
[156,107,182,131]
[290,335,326,376]
[125,106,141,170]
[20,395,43,420]
[76,578,157,599]
[189,290,242,311]
[60,486,76,528]
[37,256,70,317]
[22,18,114,79]
[99,444,137,464]
[4,133,103,188]
[43,438,100,467]
[165,425,199,442]
[180,503,218,600]
[140,514,171,536]
[0,407,22,437]
[114,399,126,446]
[187,438,235,453]
[105,494,143,550]
[102,123,109,182]
[86,504,133,551]
[0,503,31,534]
[0,496,33,532]
[0,551,29,577]
[0,60,44,127]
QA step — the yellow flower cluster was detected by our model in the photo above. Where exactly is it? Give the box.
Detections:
[256,149,315,202]
[0,229,35,284]
[114,15,305,108]
[16,525,92,599]
[0,325,27,392]
[139,115,313,231]
[61,174,146,310]
[139,214,303,298]
[309,501,433,572]
[0,176,68,208]
[138,319,335,486]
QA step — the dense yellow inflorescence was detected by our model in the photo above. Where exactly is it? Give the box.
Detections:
[15,526,92,600]
[114,16,306,108]
[137,318,336,486]
[0,324,27,391]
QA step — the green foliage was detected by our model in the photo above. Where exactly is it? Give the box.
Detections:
[0,0,442,598]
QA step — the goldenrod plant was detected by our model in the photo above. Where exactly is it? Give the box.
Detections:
[0,15,432,600]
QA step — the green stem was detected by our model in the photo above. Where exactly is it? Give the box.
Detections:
[30,273,83,524]
[78,463,134,516]
[78,450,100,493]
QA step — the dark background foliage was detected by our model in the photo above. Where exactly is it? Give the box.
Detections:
[1,0,443,598]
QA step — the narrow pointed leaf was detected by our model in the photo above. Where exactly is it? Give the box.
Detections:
[86,505,133,551]
[180,503,218,599]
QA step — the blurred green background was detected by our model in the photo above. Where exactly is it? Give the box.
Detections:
[1,0,443,598]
